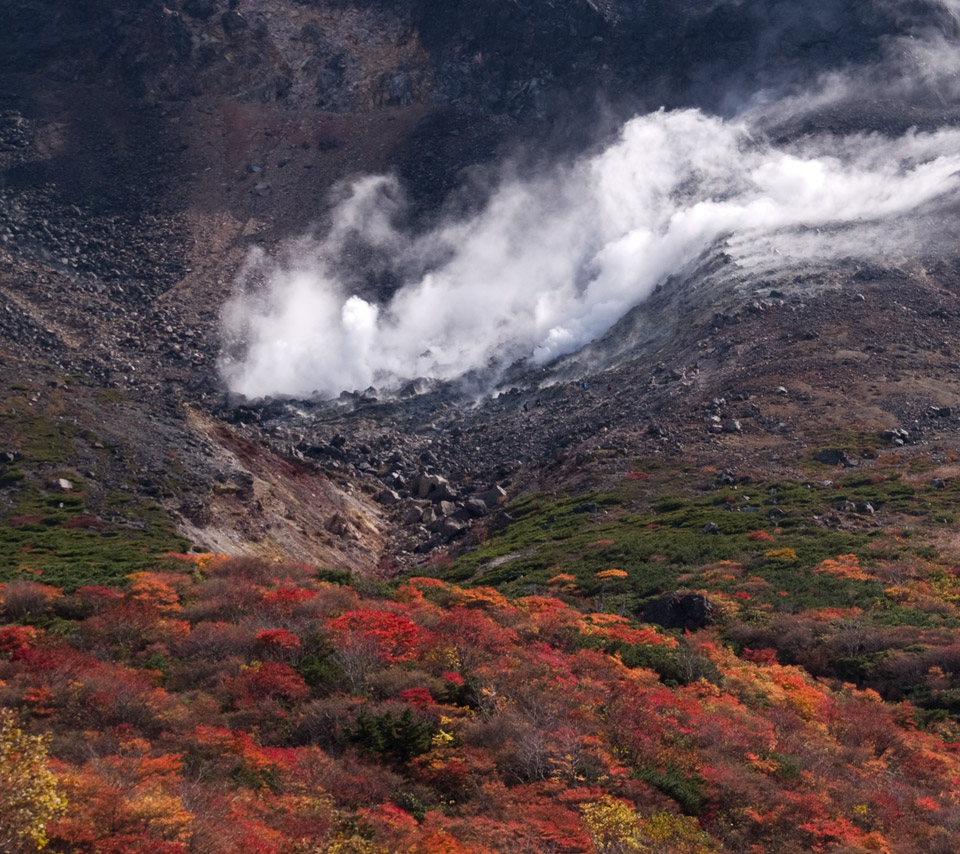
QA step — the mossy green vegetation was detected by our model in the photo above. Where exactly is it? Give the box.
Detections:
[1,412,79,465]
[0,410,188,589]
[439,462,960,626]
[0,484,189,589]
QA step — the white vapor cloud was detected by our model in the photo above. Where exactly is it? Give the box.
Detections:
[748,0,960,123]
[221,106,960,400]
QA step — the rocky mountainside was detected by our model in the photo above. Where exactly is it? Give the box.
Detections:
[2,0,960,572]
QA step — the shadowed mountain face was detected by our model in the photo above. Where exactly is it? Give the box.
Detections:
[2,0,959,217]
[5,0,951,106]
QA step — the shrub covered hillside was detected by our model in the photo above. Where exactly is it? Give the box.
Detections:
[3,538,960,853]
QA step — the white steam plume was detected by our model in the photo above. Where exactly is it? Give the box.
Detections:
[221,108,960,400]
[747,0,960,124]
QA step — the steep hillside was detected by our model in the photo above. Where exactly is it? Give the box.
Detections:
[1,0,959,558]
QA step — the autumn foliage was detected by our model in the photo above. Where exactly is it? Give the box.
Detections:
[1,554,960,853]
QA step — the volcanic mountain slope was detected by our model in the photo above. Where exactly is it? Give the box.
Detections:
[8,3,960,853]
[1,0,960,565]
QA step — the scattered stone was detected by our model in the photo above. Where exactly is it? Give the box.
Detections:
[378,488,400,505]
[880,428,910,446]
[722,419,742,434]
[55,477,73,491]
[702,522,719,535]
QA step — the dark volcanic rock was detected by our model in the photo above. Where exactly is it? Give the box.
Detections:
[643,592,716,632]
[815,449,859,467]
[183,0,217,20]
[464,497,487,517]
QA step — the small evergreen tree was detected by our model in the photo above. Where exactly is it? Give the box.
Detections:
[349,708,435,763]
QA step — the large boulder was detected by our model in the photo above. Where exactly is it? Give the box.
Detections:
[475,485,507,506]
[417,473,457,501]
[465,497,488,517]
[642,592,715,631]
[815,448,858,467]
